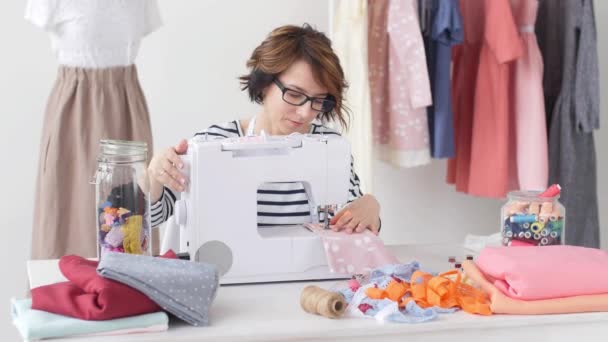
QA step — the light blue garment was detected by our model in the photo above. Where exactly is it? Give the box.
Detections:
[11,298,168,341]
[421,0,464,158]
[369,261,421,283]
[343,262,459,324]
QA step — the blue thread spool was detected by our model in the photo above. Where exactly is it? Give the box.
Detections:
[511,223,524,235]
[510,215,537,224]
[533,233,541,240]
[524,231,532,239]
[541,229,549,237]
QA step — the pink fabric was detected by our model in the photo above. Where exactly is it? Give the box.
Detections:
[476,246,608,300]
[305,223,399,274]
[509,239,534,247]
[511,0,548,191]
[368,0,432,167]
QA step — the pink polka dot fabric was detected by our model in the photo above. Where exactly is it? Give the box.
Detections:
[305,223,399,274]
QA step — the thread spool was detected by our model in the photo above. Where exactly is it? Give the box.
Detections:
[300,285,346,319]
[510,215,537,224]
[530,222,545,234]
[528,202,541,215]
[540,202,553,215]
[539,184,561,197]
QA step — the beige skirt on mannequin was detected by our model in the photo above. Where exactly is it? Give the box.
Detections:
[31,65,158,260]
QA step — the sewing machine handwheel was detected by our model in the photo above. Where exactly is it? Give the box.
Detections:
[194,240,233,277]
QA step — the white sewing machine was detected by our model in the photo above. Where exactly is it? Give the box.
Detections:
[162,132,352,284]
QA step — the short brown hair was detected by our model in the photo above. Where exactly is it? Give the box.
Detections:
[239,23,350,129]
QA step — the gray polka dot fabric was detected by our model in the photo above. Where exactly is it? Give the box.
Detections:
[97,252,219,326]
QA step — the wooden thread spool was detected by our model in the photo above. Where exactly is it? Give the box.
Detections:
[300,285,346,319]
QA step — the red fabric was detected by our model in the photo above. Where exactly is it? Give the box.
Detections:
[31,250,177,320]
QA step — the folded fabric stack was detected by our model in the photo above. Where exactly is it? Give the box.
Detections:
[12,298,168,341]
[13,250,219,340]
[464,245,608,315]
[97,251,219,326]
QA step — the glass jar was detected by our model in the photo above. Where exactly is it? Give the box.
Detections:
[93,140,151,258]
[500,191,566,246]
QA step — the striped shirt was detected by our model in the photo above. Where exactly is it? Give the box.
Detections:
[151,120,364,227]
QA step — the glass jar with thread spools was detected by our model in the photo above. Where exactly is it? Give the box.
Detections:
[92,139,151,258]
[500,185,565,247]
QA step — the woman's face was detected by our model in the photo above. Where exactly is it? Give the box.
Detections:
[262,59,329,135]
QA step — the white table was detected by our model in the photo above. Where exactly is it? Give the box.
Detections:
[26,244,608,341]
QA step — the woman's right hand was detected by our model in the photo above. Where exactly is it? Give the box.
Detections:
[148,139,189,202]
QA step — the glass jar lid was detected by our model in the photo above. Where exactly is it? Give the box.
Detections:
[98,139,147,163]
[506,190,560,202]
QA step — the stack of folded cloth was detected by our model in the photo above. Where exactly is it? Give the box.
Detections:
[12,251,219,340]
[462,245,608,315]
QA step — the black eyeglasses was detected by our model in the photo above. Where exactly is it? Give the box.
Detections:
[273,78,336,113]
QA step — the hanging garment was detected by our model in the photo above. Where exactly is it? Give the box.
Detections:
[420,0,463,159]
[511,0,548,191]
[368,0,433,168]
[466,0,523,197]
[535,0,600,247]
[446,0,481,192]
[26,0,161,259]
[332,0,374,193]
[448,0,523,197]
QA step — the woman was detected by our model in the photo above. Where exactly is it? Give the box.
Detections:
[148,24,380,234]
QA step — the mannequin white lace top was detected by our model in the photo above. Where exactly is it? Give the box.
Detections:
[25,0,162,68]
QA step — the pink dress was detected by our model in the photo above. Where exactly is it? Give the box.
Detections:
[368,0,433,168]
[511,0,548,191]
[449,0,523,198]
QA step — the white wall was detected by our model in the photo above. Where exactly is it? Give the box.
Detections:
[0,1,606,339]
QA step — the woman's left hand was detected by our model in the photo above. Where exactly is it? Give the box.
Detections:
[330,194,381,235]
